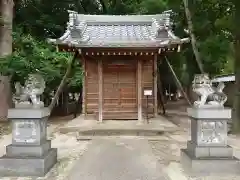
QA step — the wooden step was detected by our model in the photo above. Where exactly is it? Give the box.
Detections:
[95,111,138,120]
[77,129,166,137]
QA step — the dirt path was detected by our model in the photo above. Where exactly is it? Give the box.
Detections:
[68,138,170,180]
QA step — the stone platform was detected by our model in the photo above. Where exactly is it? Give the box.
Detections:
[0,108,57,177]
[181,149,240,176]
[6,140,52,157]
[181,107,240,176]
[60,115,179,138]
[0,148,57,177]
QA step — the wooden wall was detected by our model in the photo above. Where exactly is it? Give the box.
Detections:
[141,59,154,117]
[83,56,156,119]
[85,58,99,114]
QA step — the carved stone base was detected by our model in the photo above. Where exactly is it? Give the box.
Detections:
[15,102,44,109]
[1,108,58,177]
[187,108,230,147]
[181,107,240,176]
[6,140,51,157]
[187,141,233,158]
[181,149,240,176]
[187,107,231,119]
[15,102,32,109]
[0,148,57,177]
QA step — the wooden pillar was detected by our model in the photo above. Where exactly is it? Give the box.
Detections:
[82,56,87,117]
[153,54,158,117]
[137,59,142,122]
[98,58,103,122]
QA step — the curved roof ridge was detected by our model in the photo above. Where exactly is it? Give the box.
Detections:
[76,14,169,22]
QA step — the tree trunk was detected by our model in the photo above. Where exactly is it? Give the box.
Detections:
[99,0,108,14]
[157,61,166,114]
[0,0,14,121]
[165,56,192,106]
[0,0,14,57]
[182,0,204,73]
[48,52,78,112]
[73,86,82,118]
[0,76,12,121]
[232,0,240,133]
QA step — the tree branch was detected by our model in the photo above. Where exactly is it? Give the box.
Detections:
[183,0,204,73]
[79,0,87,13]
[48,51,79,112]
[165,56,192,106]
[99,0,107,14]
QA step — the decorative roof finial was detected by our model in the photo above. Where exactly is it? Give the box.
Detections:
[163,10,173,29]
[162,10,173,14]
[152,18,165,38]
[151,10,174,38]
[67,10,78,28]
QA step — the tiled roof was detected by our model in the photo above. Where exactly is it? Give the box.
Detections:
[49,10,189,48]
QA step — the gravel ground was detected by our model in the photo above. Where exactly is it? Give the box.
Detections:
[149,131,240,180]
[149,139,185,165]
[149,100,240,180]
[0,122,11,138]
[0,114,91,180]
[1,101,240,180]
[0,130,91,180]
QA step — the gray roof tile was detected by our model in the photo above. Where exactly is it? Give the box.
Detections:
[50,10,189,48]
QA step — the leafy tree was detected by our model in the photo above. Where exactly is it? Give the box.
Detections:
[0,0,14,120]
[0,0,236,111]
[0,28,70,87]
[232,0,240,132]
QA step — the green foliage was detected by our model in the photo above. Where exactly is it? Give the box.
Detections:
[1,0,235,92]
[137,0,168,14]
[200,35,231,75]
[0,27,82,93]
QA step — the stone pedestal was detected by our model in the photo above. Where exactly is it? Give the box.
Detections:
[181,107,240,176]
[0,108,57,177]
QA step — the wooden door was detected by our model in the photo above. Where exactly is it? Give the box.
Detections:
[103,65,119,111]
[103,58,137,119]
[118,65,137,111]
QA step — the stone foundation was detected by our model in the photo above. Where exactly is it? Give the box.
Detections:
[181,108,240,176]
[181,149,240,176]
[0,108,57,177]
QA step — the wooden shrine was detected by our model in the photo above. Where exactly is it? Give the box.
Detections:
[49,10,189,122]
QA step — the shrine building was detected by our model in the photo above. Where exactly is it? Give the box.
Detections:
[49,10,189,122]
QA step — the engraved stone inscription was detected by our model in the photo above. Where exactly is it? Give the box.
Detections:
[199,121,226,145]
[39,118,46,141]
[13,121,37,143]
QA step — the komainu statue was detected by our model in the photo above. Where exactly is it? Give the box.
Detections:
[192,74,227,108]
[13,74,46,108]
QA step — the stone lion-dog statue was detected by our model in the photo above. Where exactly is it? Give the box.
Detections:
[192,74,227,108]
[13,74,46,108]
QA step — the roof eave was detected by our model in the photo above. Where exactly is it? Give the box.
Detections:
[51,39,188,48]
